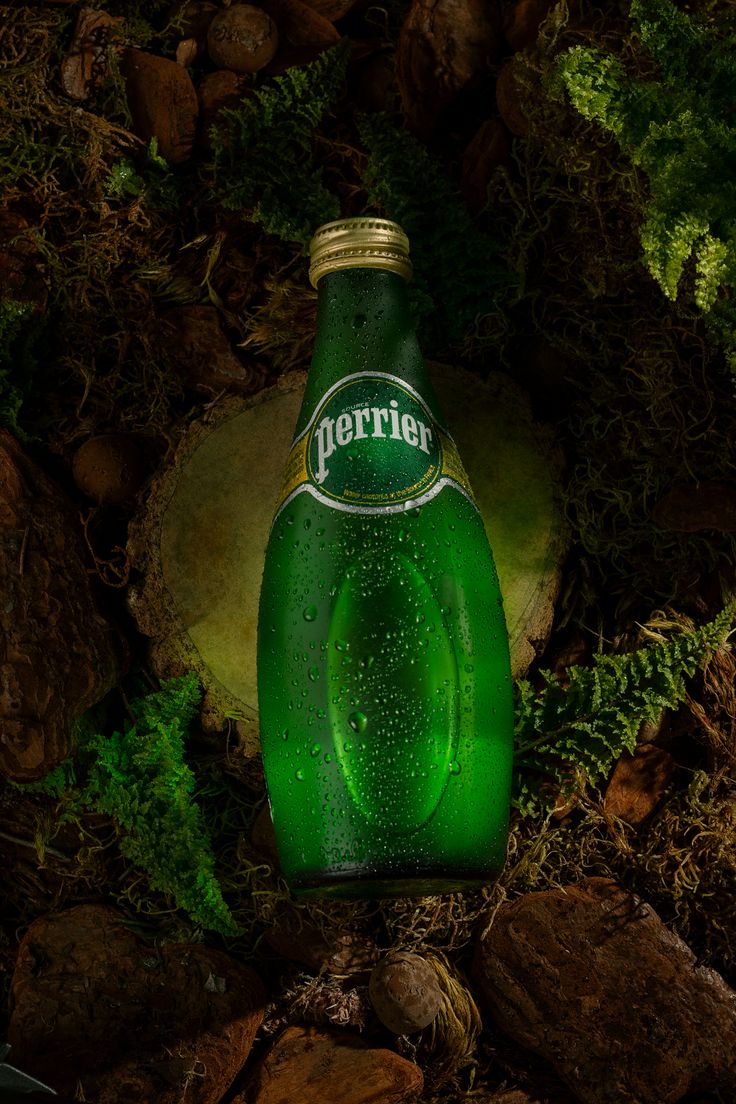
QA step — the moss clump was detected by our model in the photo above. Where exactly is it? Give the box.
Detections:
[556,0,736,373]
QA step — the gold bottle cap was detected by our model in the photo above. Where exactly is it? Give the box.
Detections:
[308,217,412,287]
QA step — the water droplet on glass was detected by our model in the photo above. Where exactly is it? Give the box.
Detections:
[294,769,304,781]
[308,666,319,682]
[281,729,289,741]
[348,711,368,733]
[449,761,462,775]
[335,638,349,652]
[303,605,317,621]
[310,743,321,757]
[303,518,311,530]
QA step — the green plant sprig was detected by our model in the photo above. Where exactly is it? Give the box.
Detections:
[16,675,240,937]
[211,41,350,249]
[513,604,735,815]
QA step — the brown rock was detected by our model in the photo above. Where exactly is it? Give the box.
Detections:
[176,36,200,66]
[396,0,502,139]
[274,0,340,49]
[60,7,124,101]
[603,743,676,826]
[207,4,279,72]
[241,1024,423,1103]
[652,481,736,532]
[8,904,266,1101]
[474,878,736,1103]
[260,0,340,72]
[162,304,258,393]
[461,117,512,213]
[122,48,199,163]
[368,951,442,1034]
[72,433,147,505]
[0,431,121,780]
[495,59,530,137]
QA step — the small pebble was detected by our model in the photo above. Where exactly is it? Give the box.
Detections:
[368,951,442,1035]
[207,4,279,73]
[72,434,147,505]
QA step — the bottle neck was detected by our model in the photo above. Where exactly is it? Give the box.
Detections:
[295,268,438,438]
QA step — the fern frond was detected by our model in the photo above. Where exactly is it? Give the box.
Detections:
[211,42,349,249]
[84,675,240,936]
[357,112,515,347]
[513,605,735,815]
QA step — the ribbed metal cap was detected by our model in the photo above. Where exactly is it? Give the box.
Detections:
[309,217,412,287]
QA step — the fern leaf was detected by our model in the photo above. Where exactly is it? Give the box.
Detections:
[554,0,736,365]
[211,42,349,248]
[86,676,240,936]
[357,112,515,348]
[513,605,735,815]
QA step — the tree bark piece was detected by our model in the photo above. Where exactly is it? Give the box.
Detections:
[8,904,266,1102]
[473,878,736,1103]
[237,1025,424,1103]
[0,431,122,780]
[127,366,566,750]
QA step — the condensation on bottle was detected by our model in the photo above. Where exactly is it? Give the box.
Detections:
[256,216,514,898]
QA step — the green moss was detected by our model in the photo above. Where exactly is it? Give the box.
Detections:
[556,0,736,376]
[13,676,240,938]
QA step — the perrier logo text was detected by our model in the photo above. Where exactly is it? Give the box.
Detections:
[274,371,476,517]
[312,396,435,484]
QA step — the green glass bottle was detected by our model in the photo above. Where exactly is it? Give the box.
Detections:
[257,217,513,898]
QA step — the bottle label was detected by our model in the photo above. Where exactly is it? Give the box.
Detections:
[274,371,476,517]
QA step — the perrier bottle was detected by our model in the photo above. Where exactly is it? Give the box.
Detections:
[257,217,514,898]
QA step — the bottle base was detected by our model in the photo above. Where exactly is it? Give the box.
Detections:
[288,860,502,900]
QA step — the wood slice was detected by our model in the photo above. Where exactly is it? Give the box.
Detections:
[127,365,566,753]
